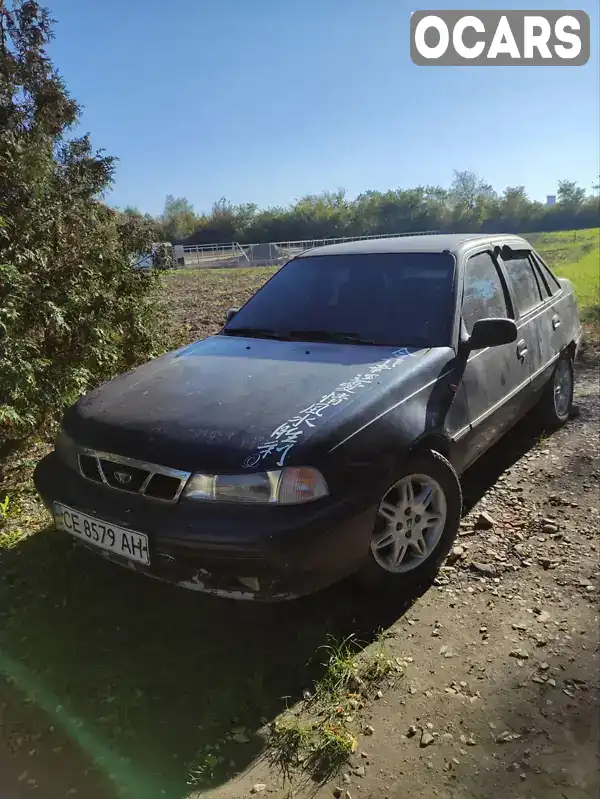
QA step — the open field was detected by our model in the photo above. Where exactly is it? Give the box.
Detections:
[531,228,600,322]
[1,228,598,799]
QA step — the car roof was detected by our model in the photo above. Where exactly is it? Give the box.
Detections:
[297,233,532,258]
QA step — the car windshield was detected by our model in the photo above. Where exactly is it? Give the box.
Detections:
[223,252,456,348]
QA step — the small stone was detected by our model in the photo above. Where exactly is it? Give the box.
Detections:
[542,523,559,534]
[512,623,527,631]
[333,789,343,799]
[407,725,418,738]
[442,733,454,742]
[250,784,266,795]
[475,511,496,529]
[447,546,465,565]
[420,731,435,748]
[471,562,498,577]
[363,725,375,736]
[509,649,530,660]
[466,736,477,746]
[353,765,366,777]
[539,662,550,672]
[548,678,557,687]
[496,731,521,744]
[375,690,383,699]
[232,732,251,744]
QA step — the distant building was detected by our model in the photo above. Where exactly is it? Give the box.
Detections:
[546,195,556,206]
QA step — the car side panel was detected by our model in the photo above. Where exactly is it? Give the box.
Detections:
[323,348,470,492]
[450,341,530,473]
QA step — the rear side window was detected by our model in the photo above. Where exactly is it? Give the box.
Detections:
[531,252,562,295]
[462,252,510,334]
[502,253,544,315]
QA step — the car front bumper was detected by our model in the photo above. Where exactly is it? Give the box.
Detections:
[33,452,377,601]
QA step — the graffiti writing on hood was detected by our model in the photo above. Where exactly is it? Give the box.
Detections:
[242,348,415,469]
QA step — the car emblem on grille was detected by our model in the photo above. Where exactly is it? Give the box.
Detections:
[114,470,133,485]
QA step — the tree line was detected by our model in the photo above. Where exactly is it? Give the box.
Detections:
[125,173,600,247]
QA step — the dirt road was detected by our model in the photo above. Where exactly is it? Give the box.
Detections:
[206,352,600,799]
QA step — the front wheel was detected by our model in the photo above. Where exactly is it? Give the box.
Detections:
[539,352,574,430]
[355,450,462,594]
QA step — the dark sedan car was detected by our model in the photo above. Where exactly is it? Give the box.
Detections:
[34,234,582,600]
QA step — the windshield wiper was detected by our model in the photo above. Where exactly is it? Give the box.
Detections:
[288,330,377,345]
[222,327,288,341]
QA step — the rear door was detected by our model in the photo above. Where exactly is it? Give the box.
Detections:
[451,249,526,471]
[497,248,566,397]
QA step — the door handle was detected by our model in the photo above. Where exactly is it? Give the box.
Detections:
[552,314,561,330]
[516,339,528,360]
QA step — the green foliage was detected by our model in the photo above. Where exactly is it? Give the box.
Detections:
[557,179,588,208]
[0,0,163,456]
[158,194,198,241]
[154,173,600,247]
[150,241,174,270]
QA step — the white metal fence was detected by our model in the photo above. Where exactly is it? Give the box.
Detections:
[179,230,441,269]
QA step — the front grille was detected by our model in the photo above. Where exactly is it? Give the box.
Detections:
[77,451,191,503]
[100,460,149,492]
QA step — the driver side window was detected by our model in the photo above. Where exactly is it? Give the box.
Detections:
[462,252,512,335]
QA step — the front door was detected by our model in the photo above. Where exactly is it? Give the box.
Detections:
[452,249,527,472]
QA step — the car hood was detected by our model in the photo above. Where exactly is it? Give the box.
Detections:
[63,335,448,473]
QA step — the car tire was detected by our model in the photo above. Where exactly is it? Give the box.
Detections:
[355,450,462,594]
[539,351,574,430]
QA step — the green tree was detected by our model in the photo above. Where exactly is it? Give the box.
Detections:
[0,0,162,460]
[158,194,197,241]
[557,179,587,207]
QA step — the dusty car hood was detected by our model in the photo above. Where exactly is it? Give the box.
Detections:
[63,335,446,473]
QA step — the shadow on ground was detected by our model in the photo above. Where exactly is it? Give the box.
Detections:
[0,399,558,799]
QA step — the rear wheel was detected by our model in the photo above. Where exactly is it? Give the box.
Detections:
[539,352,574,430]
[356,451,462,593]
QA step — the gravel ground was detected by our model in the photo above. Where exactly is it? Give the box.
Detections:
[208,352,599,799]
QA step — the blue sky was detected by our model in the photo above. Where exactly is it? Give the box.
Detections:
[47,0,599,216]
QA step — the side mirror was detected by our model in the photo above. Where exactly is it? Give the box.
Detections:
[468,318,517,350]
[226,308,239,324]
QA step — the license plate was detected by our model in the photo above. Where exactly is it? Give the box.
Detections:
[53,502,150,566]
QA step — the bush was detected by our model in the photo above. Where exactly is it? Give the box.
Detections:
[0,1,163,460]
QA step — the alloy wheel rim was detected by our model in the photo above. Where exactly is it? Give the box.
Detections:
[553,359,572,418]
[371,473,447,574]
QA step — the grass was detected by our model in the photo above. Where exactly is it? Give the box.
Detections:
[528,228,600,325]
[266,634,398,784]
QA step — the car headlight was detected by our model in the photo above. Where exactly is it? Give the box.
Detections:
[54,425,80,472]
[183,467,329,505]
